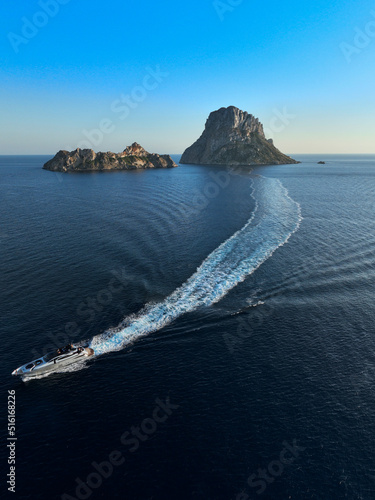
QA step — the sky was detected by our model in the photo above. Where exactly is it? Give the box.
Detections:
[1,0,375,154]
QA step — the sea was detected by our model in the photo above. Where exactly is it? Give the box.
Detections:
[1,154,375,500]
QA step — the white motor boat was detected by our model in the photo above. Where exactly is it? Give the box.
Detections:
[12,344,95,378]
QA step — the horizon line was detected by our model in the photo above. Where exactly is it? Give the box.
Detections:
[1,153,375,156]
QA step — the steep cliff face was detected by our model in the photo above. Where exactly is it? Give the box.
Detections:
[180,106,299,166]
[43,143,178,172]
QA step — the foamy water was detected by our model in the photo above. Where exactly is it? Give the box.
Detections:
[90,176,302,356]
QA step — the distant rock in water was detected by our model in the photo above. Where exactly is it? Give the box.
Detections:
[318,161,326,164]
[43,143,178,172]
[180,106,299,166]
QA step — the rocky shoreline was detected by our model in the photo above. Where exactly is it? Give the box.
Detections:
[43,143,178,172]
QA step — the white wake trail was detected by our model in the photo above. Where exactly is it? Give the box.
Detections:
[90,176,302,356]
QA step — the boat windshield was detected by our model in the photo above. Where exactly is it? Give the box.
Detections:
[43,347,78,362]
[43,351,59,362]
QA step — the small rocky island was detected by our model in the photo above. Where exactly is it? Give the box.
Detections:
[43,143,178,172]
[180,106,299,166]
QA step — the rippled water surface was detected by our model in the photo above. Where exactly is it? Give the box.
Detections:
[1,154,375,499]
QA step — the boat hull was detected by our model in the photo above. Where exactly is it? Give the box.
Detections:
[12,347,95,378]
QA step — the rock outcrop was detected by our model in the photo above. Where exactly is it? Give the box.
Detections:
[180,106,299,166]
[43,143,178,172]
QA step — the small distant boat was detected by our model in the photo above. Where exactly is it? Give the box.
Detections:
[11,344,95,378]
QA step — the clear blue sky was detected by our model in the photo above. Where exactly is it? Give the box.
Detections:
[1,0,374,154]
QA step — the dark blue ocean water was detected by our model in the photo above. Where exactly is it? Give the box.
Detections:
[1,154,375,499]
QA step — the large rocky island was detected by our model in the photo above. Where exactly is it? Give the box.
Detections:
[43,143,178,172]
[180,106,299,166]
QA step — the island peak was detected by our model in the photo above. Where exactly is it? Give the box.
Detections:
[180,106,299,166]
[123,142,148,155]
